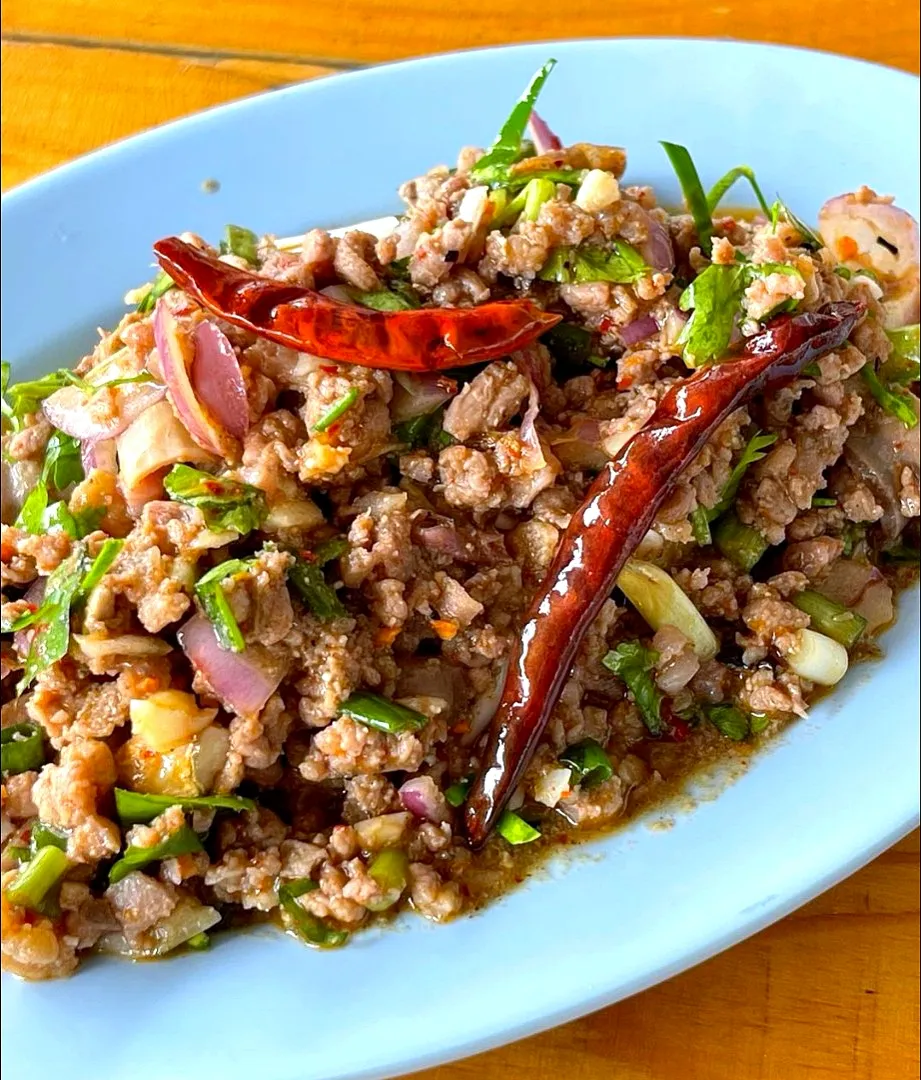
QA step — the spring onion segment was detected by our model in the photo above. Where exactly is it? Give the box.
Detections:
[783,628,849,686]
[793,590,867,649]
[114,788,255,825]
[616,558,719,660]
[278,879,349,948]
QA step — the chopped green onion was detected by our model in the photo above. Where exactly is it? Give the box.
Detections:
[811,496,838,508]
[660,141,713,255]
[861,366,919,429]
[706,165,771,217]
[496,810,541,845]
[164,464,266,536]
[750,713,771,735]
[469,59,557,186]
[338,691,429,735]
[114,788,256,826]
[712,513,770,571]
[313,537,349,565]
[186,932,211,950]
[706,704,751,741]
[522,177,557,222]
[288,557,347,621]
[4,845,69,911]
[278,878,349,948]
[690,506,713,546]
[884,324,920,379]
[312,388,360,433]
[558,738,612,789]
[219,224,260,265]
[1,723,45,776]
[603,641,664,736]
[792,590,867,649]
[109,823,205,885]
[195,558,252,652]
[444,780,471,808]
[366,848,409,910]
[616,558,719,661]
[136,270,175,314]
[538,242,649,285]
[30,822,69,854]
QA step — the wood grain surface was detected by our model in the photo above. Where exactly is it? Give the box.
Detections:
[1,7,919,1078]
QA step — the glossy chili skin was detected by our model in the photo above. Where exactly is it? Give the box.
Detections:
[464,301,864,846]
[153,238,561,371]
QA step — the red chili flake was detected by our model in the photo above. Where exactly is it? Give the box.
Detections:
[598,315,615,336]
[320,365,339,375]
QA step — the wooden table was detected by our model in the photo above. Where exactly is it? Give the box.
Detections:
[2,3,919,1076]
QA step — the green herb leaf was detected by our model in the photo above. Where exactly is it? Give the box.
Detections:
[861,366,919,430]
[366,848,409,908]
[113,788,256,826]
[811,495,838,508]
[136,270,176,314]
[288,557,347,621]
[30,822,69,854]
[41,431,83,491]
[603,641,664,736]
[660,141,713,255]
[350,285,419,311]
[278,878,350,948]
[338,691,429,734]
[496,810,541,845]
[1,723,46,776]
[773,198,823,251]
[79,539,124,595]
[109,823,205,885]
[718,432,778,515]
[312,388,360,433]
[14,482,50,533]
[469,59,557,186]
[219,224,260,265]
[542,324,595,374]
[16,546,86,693]
[186,931,211,950]
[882,324,921,386]
[2,369,70,429]
[1,361,13,428]
[677,263,748,367]
[706,704,751,741]
[194,558,252,653]
[4,845,69,911]
[539,242,649,285]
[164,464,267,536]
[558,738,612,789]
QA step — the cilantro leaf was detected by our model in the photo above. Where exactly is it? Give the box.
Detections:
[41,430,84,491]
[219,224,260,265]
[677,263,749,367]
[163,464,266,536]
[135,270,175,314]
[603,641,664,736]
[194,558,254,652]
[538,242,649,285]
[861,366,919,429]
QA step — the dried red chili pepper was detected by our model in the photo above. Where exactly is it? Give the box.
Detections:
[464,301,864,846]
[153,238,561,371]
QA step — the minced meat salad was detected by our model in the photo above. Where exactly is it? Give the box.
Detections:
[2,60,918,979]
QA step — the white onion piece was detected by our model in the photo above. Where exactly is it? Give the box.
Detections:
[518,381,546,471]
[533,766,572,808]
[784,628,849,686]
[616,558,719,661]
[620,315,659,346]
[191,321,249,440]
[177,613,283,718]
[528,110,563,154]
[391,371,456,423]
[116,399,216,501]
[398,776,450,823]
[97,897,221,959]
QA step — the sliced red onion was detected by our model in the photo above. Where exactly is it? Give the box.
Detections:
[191,322,249,440]
[620,315,659,346]
[528,110,563,154]
[177,614,283,718]
[391,371,457,423]
[42,381,165,442]
[154,303,246,456]
[398,776,450,824]
[518,380,546,470]
[638,213,675,272]
[416,524,470,559]
[81,438,117,475]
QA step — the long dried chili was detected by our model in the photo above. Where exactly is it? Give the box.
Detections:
[153,237,560,371]
[464,301,864,846]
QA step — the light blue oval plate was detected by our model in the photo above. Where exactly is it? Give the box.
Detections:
[2,39,919,1080]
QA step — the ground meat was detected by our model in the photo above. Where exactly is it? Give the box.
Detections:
[442,361,530,441]
[299,716,426,781]
[782,537,844,579]
[333,230,382,291]
[27,670,128,748]
[407,862,463,921]
[106,872,177,937]
[228,693,293,770]
[1,879,78,980]
[32,739,120,863]
[652,626,700,693]
[341,775,401,822]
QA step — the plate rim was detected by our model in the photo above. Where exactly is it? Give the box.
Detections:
[1,36,919,1080]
